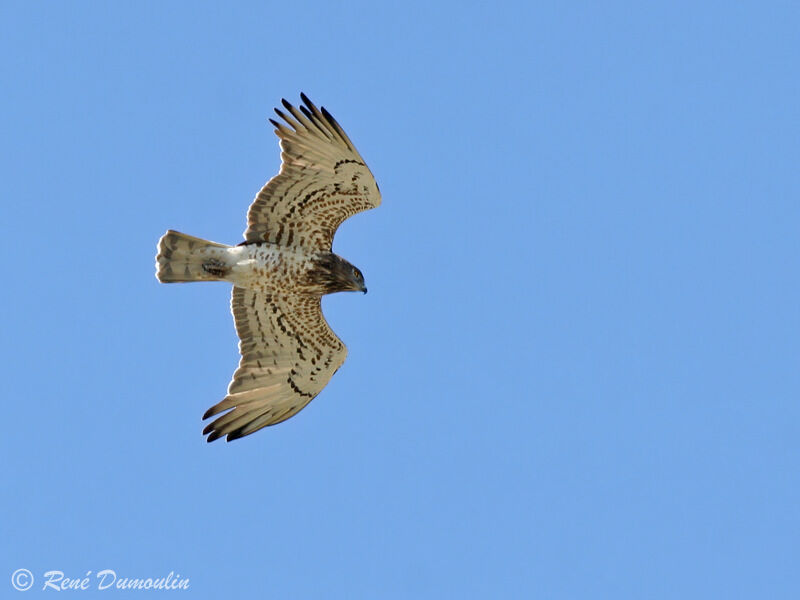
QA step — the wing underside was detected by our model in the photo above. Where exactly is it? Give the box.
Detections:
[243,94,381,251]
[202,287,347,442]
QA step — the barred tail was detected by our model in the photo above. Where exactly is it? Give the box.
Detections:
[155,230,232,283]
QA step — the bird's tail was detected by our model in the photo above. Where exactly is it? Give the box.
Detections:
[155,230,232,283]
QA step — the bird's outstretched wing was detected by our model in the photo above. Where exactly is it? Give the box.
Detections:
[243,93,381,252]
[202,287,347,442]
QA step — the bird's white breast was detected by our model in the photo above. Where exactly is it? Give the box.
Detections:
[225,243,316,294]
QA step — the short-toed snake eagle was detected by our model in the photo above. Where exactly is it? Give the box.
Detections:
[155,94,380,442]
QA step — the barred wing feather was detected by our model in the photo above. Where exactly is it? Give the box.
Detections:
[202,287,347,442]
[244,93,381,251]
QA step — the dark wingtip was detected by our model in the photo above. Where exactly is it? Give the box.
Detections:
[300,92,313,107]
[206,431,222,443]
[202,407,215,420]
[281,98,294,111]
[268,118,281,129]
[299,104,314,121]
[226,429,246,442]
[320,105,340,130]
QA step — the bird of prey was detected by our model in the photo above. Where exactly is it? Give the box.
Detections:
[155,94,380,442]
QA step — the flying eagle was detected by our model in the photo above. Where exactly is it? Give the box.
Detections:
[155,94,380,442]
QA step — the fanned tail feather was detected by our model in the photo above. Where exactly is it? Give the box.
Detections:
[155,230,231,283]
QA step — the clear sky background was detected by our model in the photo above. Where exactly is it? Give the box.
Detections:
[1,1,798,598]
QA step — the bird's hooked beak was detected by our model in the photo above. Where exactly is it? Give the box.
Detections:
[348,278,367,294]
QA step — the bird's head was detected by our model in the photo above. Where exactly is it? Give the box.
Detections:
[311,253,367,295]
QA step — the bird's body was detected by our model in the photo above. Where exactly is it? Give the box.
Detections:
[155,94,380,442]
[164,241,315,293]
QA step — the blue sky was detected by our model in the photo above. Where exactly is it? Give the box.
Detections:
[1,1,798,597]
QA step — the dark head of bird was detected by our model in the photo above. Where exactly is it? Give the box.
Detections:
[310,253,367,295]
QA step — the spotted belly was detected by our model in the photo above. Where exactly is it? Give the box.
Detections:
[225,243,317,295]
